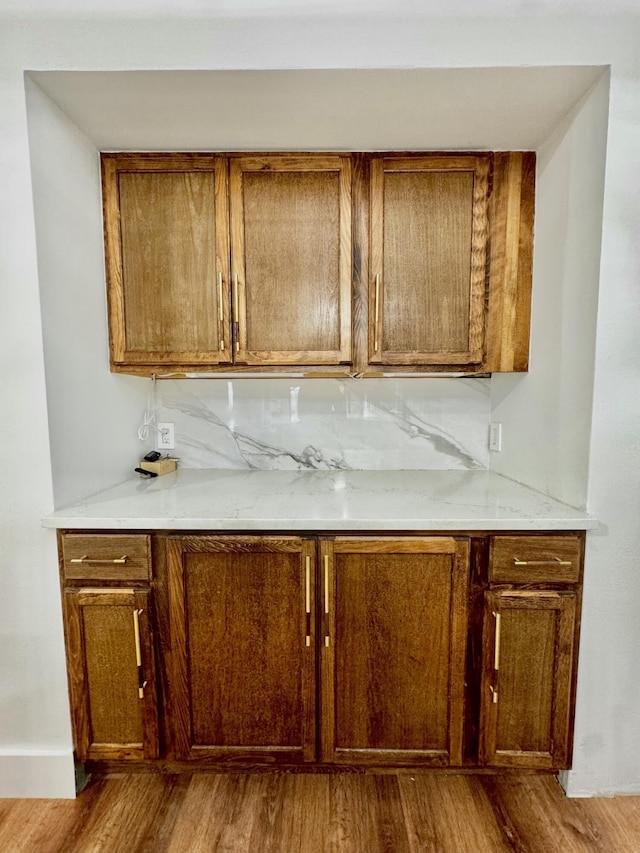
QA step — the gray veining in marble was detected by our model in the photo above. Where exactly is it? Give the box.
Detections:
[153,377,490,471]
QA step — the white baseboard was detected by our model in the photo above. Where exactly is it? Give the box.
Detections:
[0,749,76,798]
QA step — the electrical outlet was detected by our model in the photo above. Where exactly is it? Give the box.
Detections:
[489,422,502,452]
[157,422,175,450]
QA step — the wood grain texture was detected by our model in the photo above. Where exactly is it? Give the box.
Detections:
[166,535,316,762]
[4,772,640,853]
[63,588,159,760]
[322,537,469,766]
[230,154,352,365]
[480,591,577,769]
[102,150,534,377]
[102,154,231,366]
[351,154,370,375]
[369,155,490,365]
[464,537,489,765]
[485,152,536,372]
[490,534,582,584]
[62,534,151,582]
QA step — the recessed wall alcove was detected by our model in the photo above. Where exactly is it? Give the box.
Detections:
[25,66,609,509]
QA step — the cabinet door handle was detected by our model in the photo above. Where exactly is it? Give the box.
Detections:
[305,556,311,647]
[489,611,501,705]
[217,272,225,351]
[232,273,240,354]
[324,555,330,615]
[132,608,147,699]
[513,557,572,567]
[70,555,128,565]
[373,273,380,353]
[493,610,501,671]
[324,554,330,647]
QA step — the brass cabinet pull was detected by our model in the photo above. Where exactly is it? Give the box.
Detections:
[232,273,240,354]
[493,610,501,671]
[132,608,147,699]
[70,555,128,565]
[305,556,311,647]
[374,273,380,353]
[324,554,330,647]
[513,557,572,567]
[217,271,225,351]
[324,555,329,615]
[489,610,501,705]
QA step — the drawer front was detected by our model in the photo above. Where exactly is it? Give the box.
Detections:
[62,534,151,581]
[490,535,582,584]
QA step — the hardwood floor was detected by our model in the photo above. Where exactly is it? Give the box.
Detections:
[1,772,640,852]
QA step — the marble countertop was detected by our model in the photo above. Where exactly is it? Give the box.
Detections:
[42,469,596,531]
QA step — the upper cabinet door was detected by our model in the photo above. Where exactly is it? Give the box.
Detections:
[229,155,352,365]
[369,155,491,366]
[102,154,232,366]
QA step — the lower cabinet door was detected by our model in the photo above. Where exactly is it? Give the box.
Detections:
[479,590,578,769]
[64,588,159,760]
[166,536,317,762]
[320,537,470,765]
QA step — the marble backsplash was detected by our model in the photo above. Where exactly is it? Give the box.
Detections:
[154,377,490,471]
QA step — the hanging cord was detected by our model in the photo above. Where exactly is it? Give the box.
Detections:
[137,373,159,442]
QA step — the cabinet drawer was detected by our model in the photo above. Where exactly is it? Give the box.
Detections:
[62,534,151,581]
[489,535,581,584]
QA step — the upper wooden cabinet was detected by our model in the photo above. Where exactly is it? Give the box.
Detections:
[102,153,351,371]
[230,155,352,365]
[369,155,490,366]
[367,152,534,372]
[102,155,231,366]
[101,151,534,375]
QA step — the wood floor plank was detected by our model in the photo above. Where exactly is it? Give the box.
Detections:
[587,794,640,852]
[329,772,383,852]
[373,775,411,853]
[137,774,192,853]
[275,774,330,853]
[164,773,243,852]
[0,777,106,853]
[63,773,172,853]
[3,771,640,853]
[245,773,289,853]
[481,775,606,852]
[398,774,512,852]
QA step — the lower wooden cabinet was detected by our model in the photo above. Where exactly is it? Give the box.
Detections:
[59,530,584,772]
[320,537,469,766]
[165,535,316,762]
[63,587,159,760]
[479,590,578,769]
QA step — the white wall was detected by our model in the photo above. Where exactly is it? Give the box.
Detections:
[490,73,609,509]
[564,71,640,796]
[0,68,75,796]
[1,8,640,797]
[25,78,146,509]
